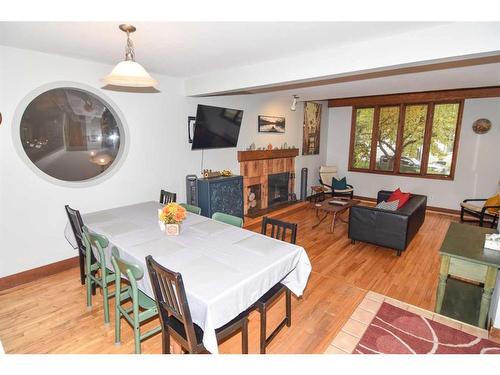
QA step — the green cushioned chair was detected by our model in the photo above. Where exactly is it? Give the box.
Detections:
[212,212,243,228]
[179,203,202,215]
[82,227,118,325]
[111,248,161,354]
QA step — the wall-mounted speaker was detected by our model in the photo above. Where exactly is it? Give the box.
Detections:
[186,174,198,206]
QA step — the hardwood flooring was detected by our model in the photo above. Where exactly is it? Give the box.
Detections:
[0,207,454,354]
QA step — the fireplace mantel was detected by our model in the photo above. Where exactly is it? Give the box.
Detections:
[238,148,299,216]
[237,148,299,162]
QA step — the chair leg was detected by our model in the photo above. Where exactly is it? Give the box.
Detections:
[460,208,465,223]
[115,303,121,345]
[396,249,402,257]
[162,330,171,354]
[285,289,292,327]
[259,306,266,354]
[241,319,249,354]
[102,283,110,325]
[79,253,85,285]
[86,268,92,309]
[99,263,110,325]
[133,304,141,354]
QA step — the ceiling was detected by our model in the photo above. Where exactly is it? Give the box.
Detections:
[0,22,448,78]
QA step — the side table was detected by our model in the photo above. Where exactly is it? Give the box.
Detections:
[435,222,499,328]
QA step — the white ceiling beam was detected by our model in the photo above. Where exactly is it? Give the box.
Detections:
[184,23,500,96]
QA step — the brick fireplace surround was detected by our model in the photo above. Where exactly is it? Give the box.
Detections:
[237,148,299,216]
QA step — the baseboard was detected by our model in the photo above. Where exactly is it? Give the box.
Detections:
[0,256,79,291]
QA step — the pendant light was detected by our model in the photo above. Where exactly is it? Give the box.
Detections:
[102,24,158,88]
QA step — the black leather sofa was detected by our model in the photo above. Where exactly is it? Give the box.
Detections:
[348,190,427,256]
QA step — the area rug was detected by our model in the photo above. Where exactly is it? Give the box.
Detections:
[354,302,500,354]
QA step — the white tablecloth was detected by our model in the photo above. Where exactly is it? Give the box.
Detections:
[64,201,311,353]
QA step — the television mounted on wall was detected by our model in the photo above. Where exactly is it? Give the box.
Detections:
[191,104,243,150]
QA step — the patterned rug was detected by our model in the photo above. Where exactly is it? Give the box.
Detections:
[354,302,500,354]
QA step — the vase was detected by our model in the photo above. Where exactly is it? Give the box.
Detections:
[165,223,180,236]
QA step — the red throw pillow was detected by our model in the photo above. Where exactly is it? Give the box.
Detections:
[387,188,410,209]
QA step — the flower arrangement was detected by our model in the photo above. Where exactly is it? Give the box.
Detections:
[159,203,186,224]
[158,203,186,235]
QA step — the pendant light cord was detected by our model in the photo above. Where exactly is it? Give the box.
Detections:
[125,32,135,61]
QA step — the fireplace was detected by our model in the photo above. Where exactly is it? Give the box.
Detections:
[268,172,289,207]
[238,148,299,216]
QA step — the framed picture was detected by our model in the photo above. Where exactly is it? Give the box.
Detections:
[258,115,285,133]
[302,102,322,155]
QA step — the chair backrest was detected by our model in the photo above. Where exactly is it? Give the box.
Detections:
[111,248,143,282]
[65,205,85,253]
[212,212,243,228]
[319,166,338,185]
[261,216,298,244]
[160,190,177,204]
[82,226,109,264]
[179,203,201,215]
[145,255,199,351]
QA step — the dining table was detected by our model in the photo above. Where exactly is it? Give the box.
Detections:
[64,201,312,354]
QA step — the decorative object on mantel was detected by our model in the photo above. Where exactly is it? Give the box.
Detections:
[246,142,256,151]
[258,115,285,133]
[302,102,322,155]
[102,24,158,88]
[472,118,492,134]
[267,144,273,150]
[158,203,186,236]
[201,169,232,179]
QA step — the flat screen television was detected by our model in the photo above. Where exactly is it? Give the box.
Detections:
[191,104,243,150]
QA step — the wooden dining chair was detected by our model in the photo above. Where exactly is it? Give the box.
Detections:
[65,205,93,288]
[256,216,298,354]
[179,203,201,215]
[111,248,161,354]
[212,212,243,228]
[82,227,117,325]
[160,190,177,204]
[145,255,249,354]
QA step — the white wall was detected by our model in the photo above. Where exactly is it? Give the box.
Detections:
[326,99,500,209]
[0,45,327,277]
[177,96,328,200]
[0,45,187,277]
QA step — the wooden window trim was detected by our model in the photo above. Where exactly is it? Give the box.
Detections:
[348,99,463,181]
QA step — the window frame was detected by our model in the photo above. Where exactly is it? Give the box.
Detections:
[348,99,463,180]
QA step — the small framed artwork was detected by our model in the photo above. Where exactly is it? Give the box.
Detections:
[258,115,285,133]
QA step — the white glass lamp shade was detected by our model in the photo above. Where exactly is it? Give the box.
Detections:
[102,60,158,88]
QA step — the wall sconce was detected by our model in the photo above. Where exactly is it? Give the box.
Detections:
[290,95,299,111]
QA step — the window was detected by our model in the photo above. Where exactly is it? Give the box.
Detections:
[349,101,462,179]
[351,107,374,169]
[19,87,123,182]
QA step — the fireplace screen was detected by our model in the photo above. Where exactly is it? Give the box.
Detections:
[268,172,290,207]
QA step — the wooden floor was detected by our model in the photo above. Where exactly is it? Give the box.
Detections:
[0,207,455,354]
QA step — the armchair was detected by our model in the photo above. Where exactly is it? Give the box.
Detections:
[460,196,500,228]
[319,166,354,199]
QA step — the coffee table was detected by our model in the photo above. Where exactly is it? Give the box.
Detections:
[311,198,360,233]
